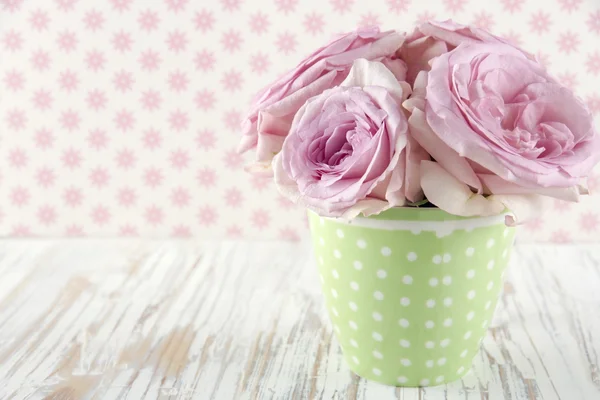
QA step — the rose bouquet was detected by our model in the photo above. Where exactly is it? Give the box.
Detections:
[239,21,600,387]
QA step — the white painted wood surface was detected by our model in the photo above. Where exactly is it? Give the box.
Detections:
[0,240,599,399]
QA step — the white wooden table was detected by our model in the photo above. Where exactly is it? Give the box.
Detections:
[0,240,599,399]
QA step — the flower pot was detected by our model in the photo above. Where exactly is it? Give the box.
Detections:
[308,207,516,387]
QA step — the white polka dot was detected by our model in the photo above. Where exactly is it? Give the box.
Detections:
[426,299,436,308]
[333,249,341,259]
[349,320,358,330]
[425,341,435,349]
[349,302,358,311]
[350,281,359,291]
[429,277,439,287]
[336,229,344,238]
[466,311,475,321]
[482,320,489,328]
[464,331,472,339]
[400,339,410,348]
[502,249,509,258]
[485,300,492,310]
[352,356,359,364]
[442,275,452,285]
[319,218,325,226]
[443,297,453,307]
[372,311,382,321]
[402,275,413,285]
[435,376,445,383]
[425,320,435,329]
[437,357,447,366]
[331,307,339,316]
[466,270,475,279]
[460,349,468,358]
[425,360,434,368]
[331,269,339,279]
[318,256,324,265]
[432,255,442,264]
[420,378,430,386]
[373,350,383,359]
[372,368,382,376]
[331,288,338,298]
[319,237,325,246]
[401,358,411,366]
[411,228,421,235]
[374,291,384,300]
[353,260,363,270]
[440,338,450,347]
[400,297,410,306]
[350,339,358,348]
[357,239,367,249]
[372,332,383,341]
[487,281,494,290]
[443,318,453,327]
[334,325,341,334]
[467,290,476,300]
[377,269,387,279]
[407,252,417,261]
[466,247,475,257]
[457,366,465,374]
[381,247,392,256]
[487,238,495,248]
[443,253,452,263]
[399,318,409,327]
[397,376,408,384]
[487,260,495,270]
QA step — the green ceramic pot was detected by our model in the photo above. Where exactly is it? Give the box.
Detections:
[308,207,516,387]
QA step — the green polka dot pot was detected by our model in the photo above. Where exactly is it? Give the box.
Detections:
[308,207,516,387]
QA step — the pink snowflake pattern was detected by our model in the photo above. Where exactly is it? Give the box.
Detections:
[142,129,162,149]
[251,209,270,229]
[220,110,240,132]
[557,31,579,54]
[10,186,30,207]
[109,0,132,12]
[141,90,162,110]
[580,212,599,232]
[225,225,243,238]
[197,167,217,187]
[139,50,161,70]
[586,52,600,75]
[587,10,600,34]
[91,205,111,225]
[221,30,242,52]
[3,30,23,52]
[171,225,191,237]
[195,89,215,110]
[171,187,191,207]
[12,224,31,237]
[65,225,84,237]
[358,12,380,28]
[196,130,216,150]
[54,0,77,11]
[194,9,214,32]
[304,12,325,34]
[387,0,409,13]
[32,89,53,110]
[275,0,297,13]
[2,0,23,12]
[587,94,600,115]
[529,11,551,34]
[279,227,301,241]
[62,148,82,168]
[169,110,189,131]
[145,206,164,225]
[36,167,55,187]
[114,109,135,131]
[198,206,218,226]
[249,53,270,74]
[195,50,215,71]
[275,32,297,55]
[536,51,550,67]
[90,167,110,187]
[143,168,163,187]
[167,30,187,52]
[31,50,51,70]
[58,70,79,91]
[330,0,354,13]
[165,0,188,12]
[223,149,243,169]
[30,9,50,31]
[86,50,105,71]
[112,31,133,52]
[57,31,77,52]
[550,230,572,243]
[38,205,57,226]
[557,71,577,89]
[87,89,107,110]
[221,70,244,92]
[63,187,83,207]
[249,12,270,34]
[224,188,243,207]
[117,187,137,206]
[553,199,573,212]
[35,128,54,149]
[250,175,271,191]
[501,0,522,13]
[501,31,522,46]
[472,11,494,31]
[558,0,581,13]
[221,0,241,11]
[139,10,160,31]
[443,0,467,13]
[88,129,108,150]
[119,225,138,236]
[6,109,27,131]
[170,149,190,169]
[4,70,25,91]
[84,10,104,31]
[168,71,188,92]
[113,70,134,92]
[415,11,436,23]
[116,149,136,169]
[8,148,28,168]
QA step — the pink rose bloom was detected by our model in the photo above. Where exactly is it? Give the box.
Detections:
[404,41,600,223]
[274,59,427,218]
[238,27,407,173]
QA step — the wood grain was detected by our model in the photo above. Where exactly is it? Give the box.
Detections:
[0,240,598,399]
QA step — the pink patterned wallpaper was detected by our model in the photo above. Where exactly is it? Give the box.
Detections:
[0,0,599,241]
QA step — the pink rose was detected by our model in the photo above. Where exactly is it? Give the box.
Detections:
[404,41,600,223]
[238,27,407,173]
[274,59,427,218]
